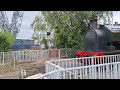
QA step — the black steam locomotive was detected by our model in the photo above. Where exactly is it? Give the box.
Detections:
[76,19,120,57]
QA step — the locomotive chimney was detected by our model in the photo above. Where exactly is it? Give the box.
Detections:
[89,18,98,29]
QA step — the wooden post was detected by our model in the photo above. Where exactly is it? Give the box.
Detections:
[13,57,15,70]
[3,52,4,66]
[66,48,67,58]
[21,70,26,79]
[59,49,60,59]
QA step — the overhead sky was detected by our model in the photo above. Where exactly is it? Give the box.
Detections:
[6,11,39,39]
[113,11,120,23]
[5,11,120,39]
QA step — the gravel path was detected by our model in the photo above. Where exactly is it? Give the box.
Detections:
[0,61,46,79]
[0,71,20,79]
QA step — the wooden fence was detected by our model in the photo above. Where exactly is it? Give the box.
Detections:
[48,48,74,59]
[48,49,60,60]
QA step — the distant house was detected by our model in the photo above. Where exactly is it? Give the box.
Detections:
[12,30,34,51]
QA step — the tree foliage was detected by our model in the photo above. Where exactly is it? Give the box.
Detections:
[31,11,113,49]
[0,31,15,52]
[41,37,48,49]
[31,15,47,41]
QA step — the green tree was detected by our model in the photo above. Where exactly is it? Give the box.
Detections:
[31,15,47,41]
[31,11,113,49]
[0,31,15,52]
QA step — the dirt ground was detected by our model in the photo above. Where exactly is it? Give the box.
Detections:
[0,60,46,79]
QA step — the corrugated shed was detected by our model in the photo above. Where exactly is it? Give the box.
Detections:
[12,39,34,50]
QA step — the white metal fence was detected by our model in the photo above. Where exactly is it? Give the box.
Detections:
[48,55,120,69]
[0,50,48,65]
[45,61,64,73]
[59,62,120,79]
[33,62,120,79]
[25,54,120,79]
[27,62,120,79]
[36,70,61,79]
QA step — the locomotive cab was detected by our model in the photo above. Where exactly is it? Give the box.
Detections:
[104,24,120,50]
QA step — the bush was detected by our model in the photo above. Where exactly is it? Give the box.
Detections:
[0,31,15,52]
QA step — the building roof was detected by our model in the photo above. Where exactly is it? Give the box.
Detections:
[104,25,120,33]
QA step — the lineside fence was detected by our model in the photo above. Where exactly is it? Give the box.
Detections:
[0,48,75,66]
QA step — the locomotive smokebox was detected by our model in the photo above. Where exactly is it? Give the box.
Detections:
[84,19,107,52]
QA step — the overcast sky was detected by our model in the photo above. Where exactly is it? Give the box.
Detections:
[6,11,39,39]
[5,11,120,39]
[6,11,39,30]
[113,11,120,23]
